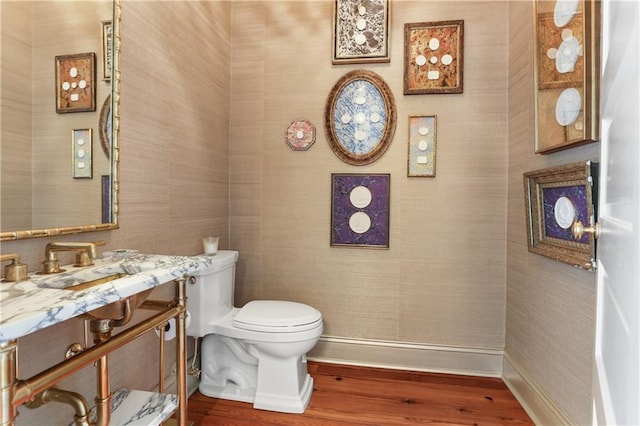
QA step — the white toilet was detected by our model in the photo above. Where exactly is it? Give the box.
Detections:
[186,250,323,413]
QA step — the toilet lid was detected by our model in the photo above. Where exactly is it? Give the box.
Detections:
[233,300,322,333]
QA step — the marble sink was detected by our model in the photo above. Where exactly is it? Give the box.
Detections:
[0,254,214,342]
[30,254,209,319]
[31,255,166,291]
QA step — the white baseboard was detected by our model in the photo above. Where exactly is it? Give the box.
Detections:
[502,352,573,425]
[307,335,503,377]
[308,337,571,425]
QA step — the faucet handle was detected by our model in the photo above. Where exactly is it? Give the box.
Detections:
[75,252,94,267]
[0,254,28,282]
[74,240,106,267]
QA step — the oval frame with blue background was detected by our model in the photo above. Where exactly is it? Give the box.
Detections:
[324,70,396,166]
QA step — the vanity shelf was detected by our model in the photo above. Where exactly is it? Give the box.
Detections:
[74,388,177,426]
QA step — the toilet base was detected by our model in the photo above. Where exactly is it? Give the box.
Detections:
[199,380,255,405]
[199,373,314,414]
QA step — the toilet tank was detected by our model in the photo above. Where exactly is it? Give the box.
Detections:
[187,250,239,337]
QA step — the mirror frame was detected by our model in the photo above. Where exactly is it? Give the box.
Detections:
[1,0,121,242]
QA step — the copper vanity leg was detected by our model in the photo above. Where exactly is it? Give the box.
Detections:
[0,340,18,425]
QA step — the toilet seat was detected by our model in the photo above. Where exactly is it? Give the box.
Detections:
[233,301,322,333]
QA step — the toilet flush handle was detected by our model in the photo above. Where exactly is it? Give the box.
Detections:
[188,275,197,285]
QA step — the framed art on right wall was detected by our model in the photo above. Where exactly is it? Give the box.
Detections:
[534,0,600,153]
[524,161,599,271]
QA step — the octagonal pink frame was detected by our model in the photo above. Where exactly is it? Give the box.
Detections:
[286,119,316,151]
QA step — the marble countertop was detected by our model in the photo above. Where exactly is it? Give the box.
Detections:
[0,254,214,343]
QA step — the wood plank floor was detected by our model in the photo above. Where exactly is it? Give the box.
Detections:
[186,361,534,425]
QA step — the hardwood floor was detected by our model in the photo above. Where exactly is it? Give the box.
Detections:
[186,362,534,425]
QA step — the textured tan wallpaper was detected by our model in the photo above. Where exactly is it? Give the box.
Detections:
[506,2,599,424]
[1,2,33,231]
[230,0,509,348]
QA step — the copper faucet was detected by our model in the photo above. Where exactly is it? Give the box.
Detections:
[41,241,106,274]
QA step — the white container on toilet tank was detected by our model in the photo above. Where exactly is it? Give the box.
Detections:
[187,251,323,413]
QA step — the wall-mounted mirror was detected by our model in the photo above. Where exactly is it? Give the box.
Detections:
[0,0,120,241]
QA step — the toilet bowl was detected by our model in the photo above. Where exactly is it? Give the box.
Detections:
[187,251,323,413]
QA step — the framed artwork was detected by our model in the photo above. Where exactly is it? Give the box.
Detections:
[407,115,437,177]
[99,95,112,158]
[102,175,112,223]
[404,20,464,95]
[286,119,316,151]
[324,69,396,165]
[534,0,600,153]
[332,0,390,64]
[524,161,599,271]
[55,52,96,113]
[331,173,390,248]
[101,20,113,81]
[72,128,93,179]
